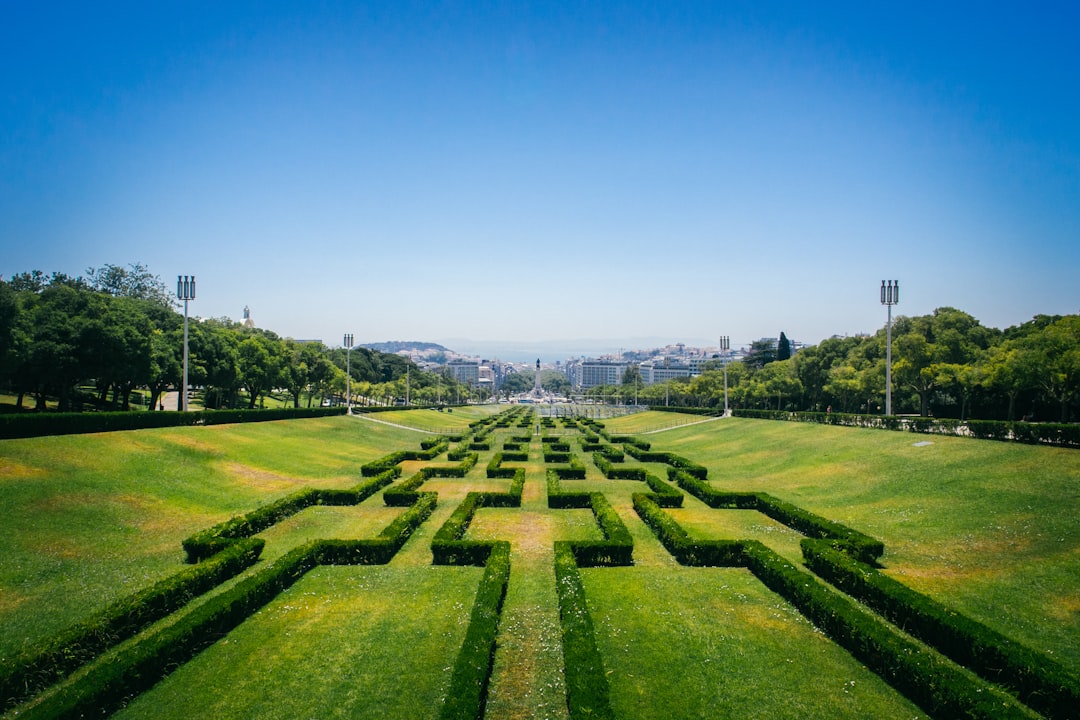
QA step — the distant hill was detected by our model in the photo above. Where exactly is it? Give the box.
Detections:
[361,341,449,354]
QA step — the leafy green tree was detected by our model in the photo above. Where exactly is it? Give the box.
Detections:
[1020,315,1080,421]
[777,332,792,361]
[238,332,285,408]
[86,262,175,308]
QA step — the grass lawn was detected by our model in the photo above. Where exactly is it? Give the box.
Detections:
[2,409,1077,718]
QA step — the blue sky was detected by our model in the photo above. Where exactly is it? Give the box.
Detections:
[2,1,1078,355]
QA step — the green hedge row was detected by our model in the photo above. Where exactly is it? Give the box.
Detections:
[0,406,348,439]
[544,450,572,463]
[360,437,449,476]
[431,470,524,566]
[183,469,400,562]
[553,543,616,720]
[383,454,479,506]
[632,495,1036,719]
[568,493,633,567]
[486,451,528,478]
[437,542,511,720]
[502,441,525,452]
[643,473,684,508]
[592,452,647,481]
[667,468,883,563]
[803,539,1080,719]
[623,446,707,478]
[19,493,437,720]
[733,409,1080,448]
[0,538,264,712]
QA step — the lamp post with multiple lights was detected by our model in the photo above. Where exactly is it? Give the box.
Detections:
[719,335,731,416]
[880,280,899,416]
[344,334,354,414]
[176,275,196,412]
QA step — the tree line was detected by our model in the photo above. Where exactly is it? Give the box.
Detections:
[0,265,472,412]
[587,307,1080,423]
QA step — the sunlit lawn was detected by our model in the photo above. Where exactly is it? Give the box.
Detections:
[2,409,1077,717]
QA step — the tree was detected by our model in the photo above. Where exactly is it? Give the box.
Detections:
[1020,316,1080,422]
[777,332,792,361]
[86,262,175,308]
[238,332,285,408]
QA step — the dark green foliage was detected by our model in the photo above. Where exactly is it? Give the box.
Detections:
[0,406,346,439]
[183,469,399,562]
[803,539,1080,719]
[623,445,707,478]
[592,452,646,480]
[0,538,264,712]
[360,437,449,476]
[439,543,511,720]
[553,543,616,720]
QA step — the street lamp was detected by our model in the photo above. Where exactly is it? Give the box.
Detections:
[176,275,195,412]
[344,333,354,414]
[880,280,899,416]
[719,336,730,416]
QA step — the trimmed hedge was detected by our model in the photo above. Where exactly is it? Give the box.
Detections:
[592,452,646,481]
[803,539,1080,719]
[0,538,264,712]
[667,468,883,564]
[632,495,1037,719]
[183,469,400,562]
[360,437,449,476]
[734,409,1080,448]
[438,543,511,720]
[623,445,707,479]
[553,543,616,720]
[0,406,347,439]
[19,493,437,720]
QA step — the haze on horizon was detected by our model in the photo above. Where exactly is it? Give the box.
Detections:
[2,3,1078,351]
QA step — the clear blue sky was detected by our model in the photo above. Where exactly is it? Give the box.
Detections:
[2,1,1078,353]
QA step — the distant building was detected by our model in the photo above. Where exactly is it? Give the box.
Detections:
[447,359,480,385]
[578,360,628,389]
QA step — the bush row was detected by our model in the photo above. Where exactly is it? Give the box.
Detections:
[437,542,511,720]
[667,468,883,563]
[733,409,1080,448]
[0,538,264,713]
[544,450,572,464]
[592,452,647,481]
[485,451,528,478]
[739,541,1034,720]
[431,470,525,566]
[803,539,1080,719]
[19,493,437,720]
[623,446,707,479]
[360,437,449,475]
[383,453,479,506]
[553,543,616,720]
[0,406,347,439]
[632,494,1036,719]
[183,469,400,562]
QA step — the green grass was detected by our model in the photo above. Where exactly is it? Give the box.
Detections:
[113,565,483,720]
[2,410,1077,718]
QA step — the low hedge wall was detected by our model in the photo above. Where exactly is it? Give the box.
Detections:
[667,468,883,564]
[632,495,1036,719]
[183,469,400,562]
[553,543,616,720]
[360,437,449,476]
[803,539,1080,719]
[592,452,646,481]
[623,446,707,478]
[20,493,437,720]
[0,538,264,712]
[0,406,347,439]
[438,542,511,720]
[734,409,1080,448]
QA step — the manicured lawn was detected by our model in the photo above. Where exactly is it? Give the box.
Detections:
[2,409,1076,717]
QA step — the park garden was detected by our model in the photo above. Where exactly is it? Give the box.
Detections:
[1,406,1076,719]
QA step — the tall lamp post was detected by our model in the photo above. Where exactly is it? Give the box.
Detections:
[880,280,899,416]
[344,333,354,414]
[719,336,730,416]
[176,275,196,411]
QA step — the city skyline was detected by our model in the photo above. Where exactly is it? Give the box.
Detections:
[3,3,1078,349]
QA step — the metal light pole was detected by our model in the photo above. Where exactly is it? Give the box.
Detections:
[880,280,899,416]
[176,276,196,412]
[344,333,354,414]
[720,336,730,416]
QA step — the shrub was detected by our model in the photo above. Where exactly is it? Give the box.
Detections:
[553,543,616,720]
[0,538,264,712]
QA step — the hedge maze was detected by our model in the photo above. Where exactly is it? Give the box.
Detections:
[4,406,1077,719]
